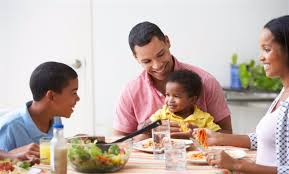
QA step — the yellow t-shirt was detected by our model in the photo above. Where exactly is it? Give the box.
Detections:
[150,105,221,132]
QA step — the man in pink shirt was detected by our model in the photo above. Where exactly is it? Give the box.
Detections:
[113,21,232,139]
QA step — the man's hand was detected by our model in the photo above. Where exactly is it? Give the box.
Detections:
[8,143,40,164]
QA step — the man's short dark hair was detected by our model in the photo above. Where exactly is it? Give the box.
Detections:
[167,70,203,98]
[29,61,78,101]
[129,21,166,55]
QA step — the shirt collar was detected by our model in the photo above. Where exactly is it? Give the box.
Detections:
[163,105,199,121]
[21,101,53,139]
[172,56,182,71]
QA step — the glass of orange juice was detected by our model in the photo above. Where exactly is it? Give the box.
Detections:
[40,137,51,165]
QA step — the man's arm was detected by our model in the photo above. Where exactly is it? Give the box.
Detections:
[216,116,232,134]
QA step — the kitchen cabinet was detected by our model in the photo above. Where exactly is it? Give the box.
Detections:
[224,89,277,134]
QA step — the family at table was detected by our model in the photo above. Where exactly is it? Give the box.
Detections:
[0,15,289,174]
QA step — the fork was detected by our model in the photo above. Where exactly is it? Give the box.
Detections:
[190,138,207,153]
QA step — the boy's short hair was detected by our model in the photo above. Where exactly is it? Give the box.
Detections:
[128,21,166,55]
[167,70,202,98]
[29,61,78,101]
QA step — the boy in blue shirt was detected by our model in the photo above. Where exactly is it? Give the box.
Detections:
[0,62,80,158]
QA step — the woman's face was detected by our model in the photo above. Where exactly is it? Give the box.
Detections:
[134,36,174,81]
[259,28,289,78]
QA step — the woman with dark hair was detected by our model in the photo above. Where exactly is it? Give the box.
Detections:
[200,15,289,174]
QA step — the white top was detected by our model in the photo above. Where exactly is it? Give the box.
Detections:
[255,90,283,166]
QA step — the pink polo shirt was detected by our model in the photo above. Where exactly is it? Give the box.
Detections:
[113,57,230,133]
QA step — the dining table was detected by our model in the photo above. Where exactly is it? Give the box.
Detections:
[34,146,256,174]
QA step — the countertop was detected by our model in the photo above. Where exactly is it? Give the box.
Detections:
[223,87,279,102]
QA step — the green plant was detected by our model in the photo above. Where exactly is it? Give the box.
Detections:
[239,59,282,92]
[231,53,238,65]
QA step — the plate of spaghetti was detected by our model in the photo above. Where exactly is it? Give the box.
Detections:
[196,128,208,149]
[187,149,246,164]
[187,151,207,164]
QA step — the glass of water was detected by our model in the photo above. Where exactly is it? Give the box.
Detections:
[164,141,186,171]
[152,119,170,160]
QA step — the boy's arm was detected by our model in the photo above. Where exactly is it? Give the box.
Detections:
[7,143,40,164]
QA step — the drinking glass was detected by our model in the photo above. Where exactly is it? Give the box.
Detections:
[40,137,51,165]
[164,141,186,171]
[152,119,170,160]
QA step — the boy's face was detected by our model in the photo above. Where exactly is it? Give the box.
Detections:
[52,78,80,118]
[165,82,195,116]
[134,36,174,81]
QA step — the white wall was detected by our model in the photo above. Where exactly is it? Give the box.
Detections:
[92,0,289,135]
[0,0,288,136]
[0,0,95,137]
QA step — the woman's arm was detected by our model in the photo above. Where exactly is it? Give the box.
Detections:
[234,160,277,174]
[206,130,251,148]
[207,151,277,174]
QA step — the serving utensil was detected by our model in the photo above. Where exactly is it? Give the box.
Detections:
[111,120,162,143]
[190,138,207,152]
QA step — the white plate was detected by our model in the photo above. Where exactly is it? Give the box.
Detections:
[133,138,193,153]
[187,151,207,164]
[209,146,249,151]
[187,149,246,164]
[224,149,246,159]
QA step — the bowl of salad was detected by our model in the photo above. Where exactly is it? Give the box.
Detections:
[67,136,132,173]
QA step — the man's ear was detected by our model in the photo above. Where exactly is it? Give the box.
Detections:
[165,35,171,48]
[190,96,197,105]
[133,53,138,59]
[133,53,141,64]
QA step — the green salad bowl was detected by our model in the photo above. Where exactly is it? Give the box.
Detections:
[67,136,132,173]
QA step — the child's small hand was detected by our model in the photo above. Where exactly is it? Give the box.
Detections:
[169,121,182,133]
[187,123,198,131]
[169,121,191,139]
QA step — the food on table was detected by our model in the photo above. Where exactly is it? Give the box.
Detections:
[196,128,208,149]
[141,139,184,149]
[0,159,37,174]
[142,139,154,148]
[68,136,132,173]
[0,160,14,172]
[187,151,206,160]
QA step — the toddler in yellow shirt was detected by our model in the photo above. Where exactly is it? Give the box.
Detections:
[150,70,221,132]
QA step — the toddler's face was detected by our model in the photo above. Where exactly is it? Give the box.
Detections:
[165,82,195,116]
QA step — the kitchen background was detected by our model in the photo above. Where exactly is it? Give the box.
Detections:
[0,0,288,136]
